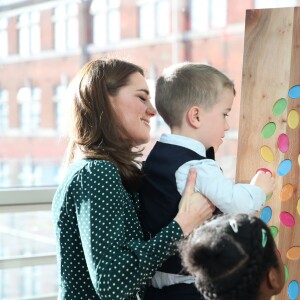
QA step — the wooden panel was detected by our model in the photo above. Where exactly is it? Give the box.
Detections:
[236,7,300,300]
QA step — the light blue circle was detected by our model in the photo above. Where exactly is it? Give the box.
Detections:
[288,85,300,99]
[260,206,272,224]
[288,280,299,300]
[277,159,292,176]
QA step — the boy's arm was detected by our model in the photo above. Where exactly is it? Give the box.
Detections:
[175,159,266,214]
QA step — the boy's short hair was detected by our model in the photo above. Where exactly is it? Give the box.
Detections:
[155,62,235,128]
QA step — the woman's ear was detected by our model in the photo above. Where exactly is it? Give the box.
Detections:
[187,106,201,128]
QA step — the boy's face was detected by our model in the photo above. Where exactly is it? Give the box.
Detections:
[198,87,234,151]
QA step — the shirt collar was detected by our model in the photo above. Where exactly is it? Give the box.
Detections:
[159,133,207,157]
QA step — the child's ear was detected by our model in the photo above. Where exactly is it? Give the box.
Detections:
[187,106,201,128]
[267,267,283,293]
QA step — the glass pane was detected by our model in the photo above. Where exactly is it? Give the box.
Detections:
[31,24,40,53]
[0,265,57,299]
[55,21,66,51]
[139,3,155,39]
[108,10,120,43]
[255,0,297,8]
[93,13,106,46]
[0,211,55,257]
[0,90,9,130]
[19,27,30,56]
[190,0,209,32]
[211,0,227,28]
[0,18,8,57]
[67,18,79,49]
[157,0,170,36]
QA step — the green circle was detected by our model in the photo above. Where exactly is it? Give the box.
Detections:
[284,265,289,282]
[261,122,276,139]
[269,225,278,238]
[266,192,273,201]
[273,98,287,116]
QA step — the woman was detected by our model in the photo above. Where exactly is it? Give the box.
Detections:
[52,58,214,300]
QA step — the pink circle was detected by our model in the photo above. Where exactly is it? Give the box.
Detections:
[279,212,295,227]
[256,168,272,175]
[278,133,289,153]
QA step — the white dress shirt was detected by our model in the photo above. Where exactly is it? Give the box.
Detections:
[160,133,265,213]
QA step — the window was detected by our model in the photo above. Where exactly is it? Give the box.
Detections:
[0,162,10,188]
[190,0,227,32]
[0,89,9,131]
[18,161,43,187]
[139,0,170,39]
[0,18,8,57]
[53,84,67,132]
[18,11,40,56]
[90,0,120,46]
[53,3,79,51]
[17,86,41,133]
[255,0,297,8]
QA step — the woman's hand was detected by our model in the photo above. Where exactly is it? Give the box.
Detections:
[174,168,215,237]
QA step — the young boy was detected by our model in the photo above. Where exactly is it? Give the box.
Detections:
[140,63,275,300]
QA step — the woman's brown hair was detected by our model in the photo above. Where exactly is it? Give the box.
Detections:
[65,58,144,191]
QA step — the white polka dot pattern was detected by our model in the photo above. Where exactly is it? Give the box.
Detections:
[52,159,183,300]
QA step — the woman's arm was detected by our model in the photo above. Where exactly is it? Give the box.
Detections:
[72,162,213,299]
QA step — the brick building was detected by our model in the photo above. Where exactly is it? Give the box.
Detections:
[0,0,298,187]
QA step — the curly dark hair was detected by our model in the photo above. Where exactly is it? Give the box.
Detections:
[179,214,280,300]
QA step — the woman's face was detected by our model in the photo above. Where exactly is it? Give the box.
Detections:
[111,72,157,146]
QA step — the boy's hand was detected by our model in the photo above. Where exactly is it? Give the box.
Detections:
[250,170,275,196]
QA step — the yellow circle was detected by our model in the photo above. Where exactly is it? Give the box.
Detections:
[287,110,299,129]
[260,145,274,163]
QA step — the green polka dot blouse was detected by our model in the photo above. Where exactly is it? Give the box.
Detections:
[52,159,183,300]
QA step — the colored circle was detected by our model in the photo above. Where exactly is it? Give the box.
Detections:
[260,206,272,224]
[266,192,273,201]
[288,280,299,300]
[256,168,272,175]
[269,225,278,239]
[279,211,295,227]
[297,198,300,215]
[260,145,274,163]
[261,122,276,138]
[278,133,289,153]
[273,98,287,115]
[287,110,299,129]
[277,159,292,176]
[280,183,294,201]
[288,85,300,98]
[285,265,289,282]
[287,247,300,260]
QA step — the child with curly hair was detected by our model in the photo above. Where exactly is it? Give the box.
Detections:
[180,214,285,300]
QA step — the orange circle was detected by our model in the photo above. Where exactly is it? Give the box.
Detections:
[287,247,300,260]
[280,183,294,201]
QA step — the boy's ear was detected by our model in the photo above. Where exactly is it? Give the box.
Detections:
[187,106,201,128]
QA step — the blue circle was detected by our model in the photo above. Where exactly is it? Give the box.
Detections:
[288,85,300,99]
[277,159,292,176]
[260,206,272,224]
[288,280,299,300]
